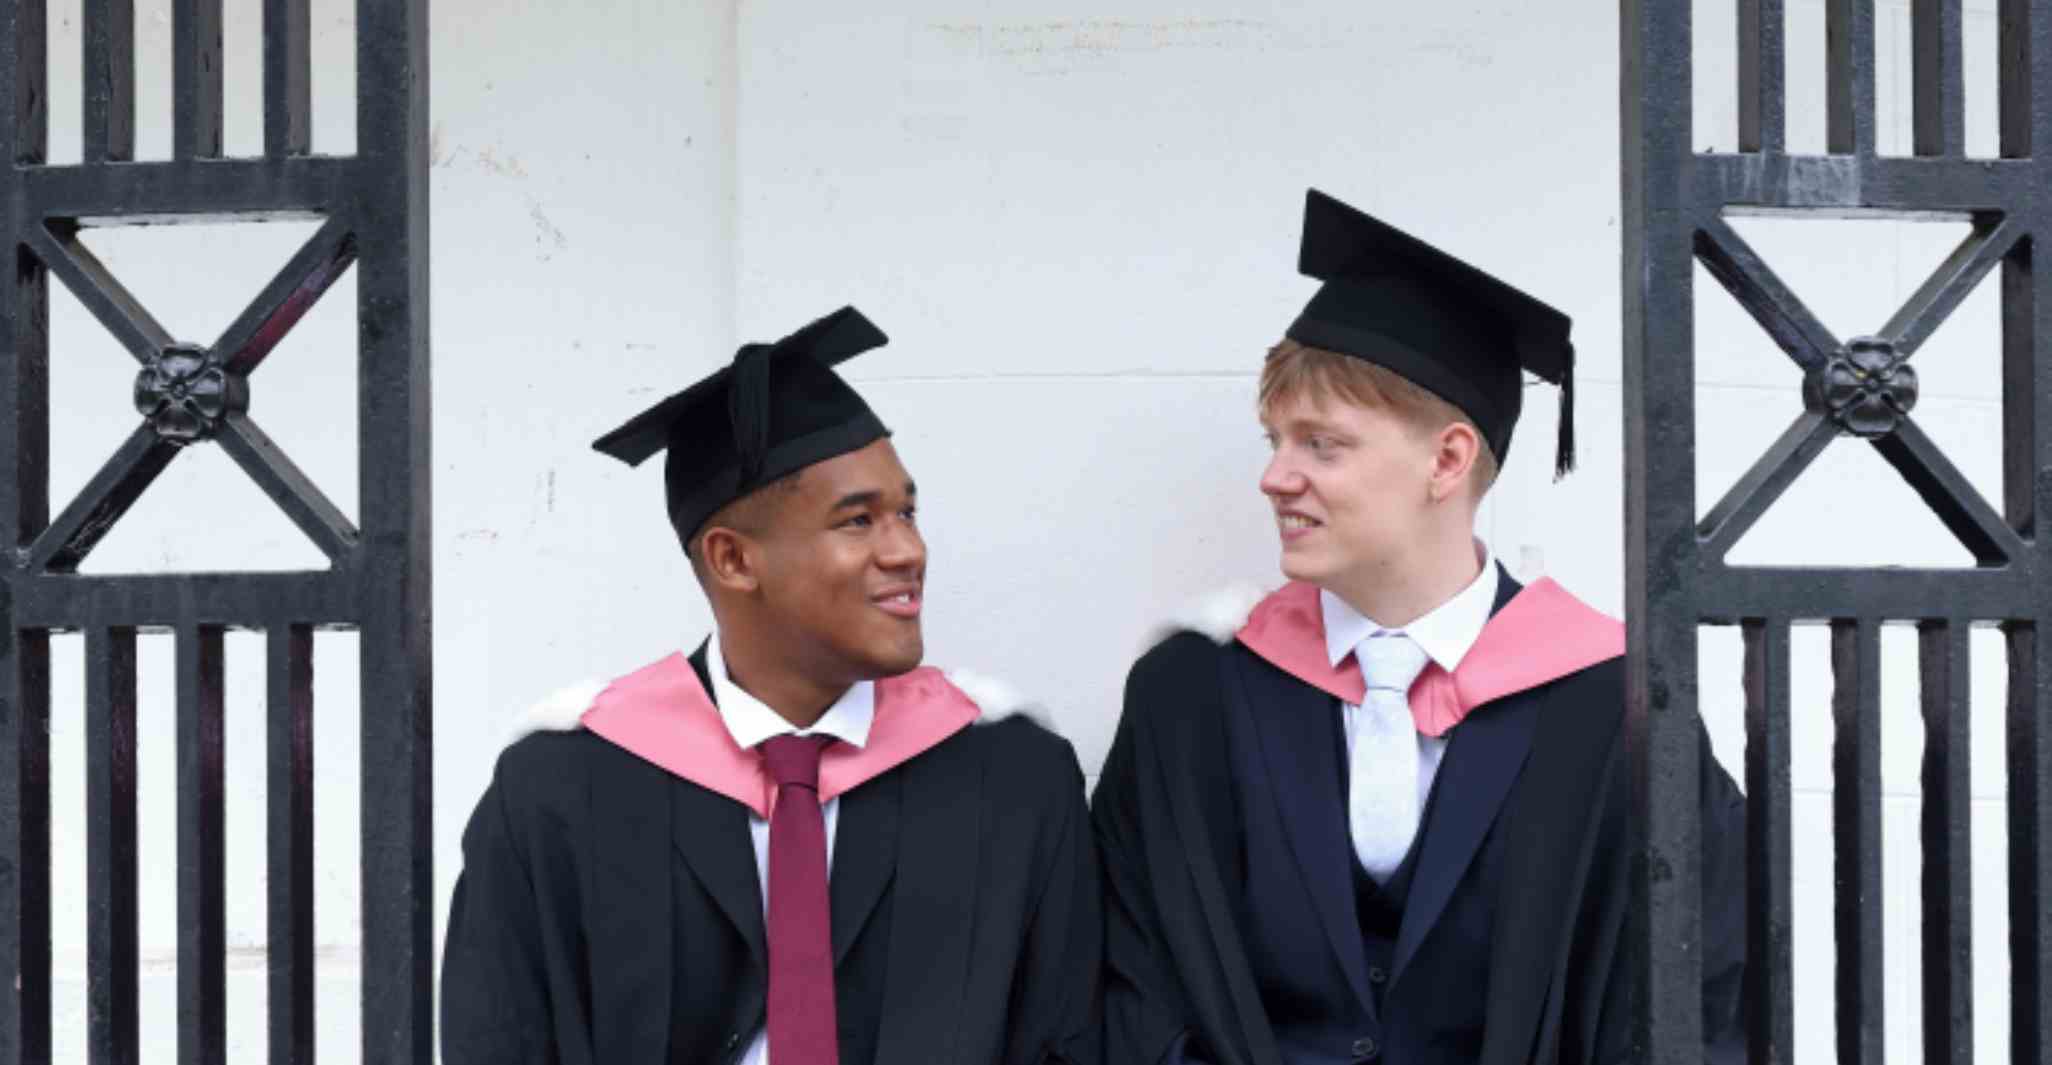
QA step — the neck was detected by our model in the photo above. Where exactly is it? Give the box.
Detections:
[1329,530,1482,630]
[715,628,847,731]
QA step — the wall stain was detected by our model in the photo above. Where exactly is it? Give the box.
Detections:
[528,201,569,261]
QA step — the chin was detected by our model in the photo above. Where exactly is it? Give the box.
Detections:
[853,632,925,679]
[1278,546,1337,585]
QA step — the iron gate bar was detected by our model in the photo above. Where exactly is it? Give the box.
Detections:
[264,0,311,158]
[1740,618,1793,1065]
[216,214,358,376]
[83,0,134,164]
[1832,618,1884,1065]
[1692,217,1837,369]
[2008,622,2052,1060]
[23,428,179,574]
[0,632,52,1065]
[1695,156,2033,209]
[175,624,226,1065]
[1914,0,1968,157]
[1695,567,2040,621]
[354,0,435,1058]
[1826,0,1879,155]
[216,414,360,562]
[1738,0,1784,153]
[23,158,351,221]
[10,573,358,630]
[26,223,173,363]
[2,0,53,1057]
[1882,219,2020,352]
[1622,0,1704,1054]
[84,625,137,1065]
[267,623,314,1065]
[1694,414,1839,561]
[1872,422,2025,566]
[2001,244,2041,534]
[1626,0,2052,1062]
[1919,619,1973,1065]
[172,0,223,161]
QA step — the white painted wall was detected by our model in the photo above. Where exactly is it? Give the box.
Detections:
[29,0,2024,1061]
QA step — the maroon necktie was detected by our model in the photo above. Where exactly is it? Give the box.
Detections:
[761,734,839,1065]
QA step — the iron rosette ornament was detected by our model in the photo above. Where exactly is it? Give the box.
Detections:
[134,343,249,444]
[1802,335,1918,439]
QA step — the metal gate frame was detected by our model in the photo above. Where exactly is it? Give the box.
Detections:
[0,0,432,1061]
[1623,1,2052,1063]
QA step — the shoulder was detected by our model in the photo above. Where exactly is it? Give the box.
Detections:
[1128,631,1230,702]
[892,668,1082,809]
[1143,581,1272,648]
[1123,582,1274,711]
[478,675,633,815]
[486,728,620,816]
[1523,654,1628,743]
[941,668,1057,732]
[928,668,1079,777]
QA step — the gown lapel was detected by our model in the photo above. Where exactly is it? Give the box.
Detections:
[829,767,901,966]
[668,647,766,966]
[1237,648,1377,1015]
[872,741,983,1064]
[1391,569,1536,983]
[588,742,678,1064]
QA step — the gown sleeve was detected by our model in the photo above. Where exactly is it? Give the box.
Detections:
[1003,744,1106,1065]
[1094,645,1224,1065]
[441,743,592,1065]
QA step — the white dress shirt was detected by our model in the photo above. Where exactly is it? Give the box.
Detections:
[705,632,875,1065]
[1320,541,1501,873]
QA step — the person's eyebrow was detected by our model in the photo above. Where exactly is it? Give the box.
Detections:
[832,481,916,511]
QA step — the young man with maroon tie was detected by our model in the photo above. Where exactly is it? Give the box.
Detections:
[441,307,1100,1065]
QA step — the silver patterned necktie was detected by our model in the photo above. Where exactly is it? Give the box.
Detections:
[1348,632,1433,883]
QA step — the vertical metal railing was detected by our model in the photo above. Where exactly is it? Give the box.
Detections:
[1623,0,2052,1062]
[0,0,431,1060]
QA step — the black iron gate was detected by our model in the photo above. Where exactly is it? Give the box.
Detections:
[0,0,431,1062]
[1625,1,2051,1063]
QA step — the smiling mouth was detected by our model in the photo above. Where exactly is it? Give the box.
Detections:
[1278,514,1323,530]
[873,590,922,618]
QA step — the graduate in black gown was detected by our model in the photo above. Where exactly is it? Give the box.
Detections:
[442,307,1100,1065]
[1093,191,1746,1065]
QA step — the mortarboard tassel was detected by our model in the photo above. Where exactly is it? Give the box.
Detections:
[727,343,774,487]
[1553,367,1576,479]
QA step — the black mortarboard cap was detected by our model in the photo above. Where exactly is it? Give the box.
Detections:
[1286,189,1578,476]
[592,305,891,547]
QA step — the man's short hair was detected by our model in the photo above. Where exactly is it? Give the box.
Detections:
[1258,338,1501,496]
[686,470,806,582]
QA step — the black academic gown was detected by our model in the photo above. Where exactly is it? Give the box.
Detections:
[442,646,1103,1065]
[1093,569,1746,1065]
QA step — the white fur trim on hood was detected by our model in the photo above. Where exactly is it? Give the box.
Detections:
[508,678,607,745]
[1143,582,1272,650]
[944,669,1057,733]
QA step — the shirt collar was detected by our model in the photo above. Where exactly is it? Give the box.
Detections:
[1321,539,1501,674]
[705,630,875,752]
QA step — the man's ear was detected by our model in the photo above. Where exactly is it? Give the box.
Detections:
[1428,421,1481,504]
[698,526,762,594]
